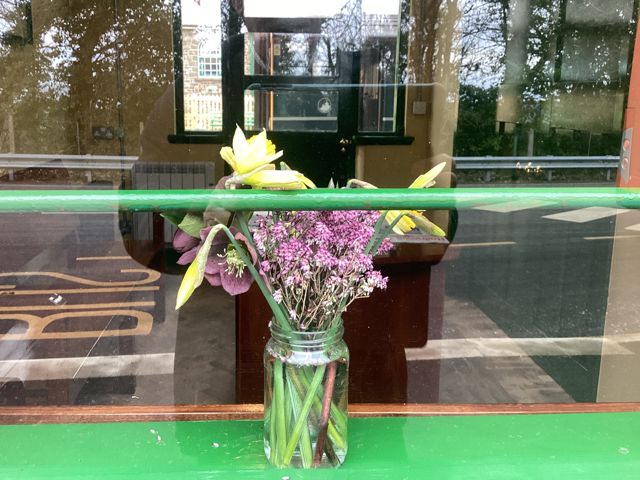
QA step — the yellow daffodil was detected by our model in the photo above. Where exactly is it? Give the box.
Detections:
[242,165,316,189]
[175,224,224,310]
[347,162,447,236]
[221,126,316,190]
[220,126,282,174]
[175,258,202,310]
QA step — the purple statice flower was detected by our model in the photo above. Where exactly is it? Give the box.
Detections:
[253,210,393,330]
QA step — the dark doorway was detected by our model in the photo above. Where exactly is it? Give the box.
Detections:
[222,27,360,186]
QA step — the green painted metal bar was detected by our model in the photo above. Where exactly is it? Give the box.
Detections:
[1,413,639,479]
[1,187,640,213]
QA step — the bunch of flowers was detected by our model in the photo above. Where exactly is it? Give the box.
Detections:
[170,126,446,327]
[253,210,393,331]
[165,127,446,469]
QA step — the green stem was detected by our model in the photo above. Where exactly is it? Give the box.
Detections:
[286,372,313,468]
[295,366,347,451]
[233,212,291,331]
[267,358,275,456]
[273,359,287,466]
[268,404,276,464]
[218,225,290,330]
[283,374,291,440]
[366,210,405,256]
[282,364,326,466]
[289,369,347,452]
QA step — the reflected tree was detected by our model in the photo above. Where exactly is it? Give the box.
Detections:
[453,0,636,158]
[0,0,174,155]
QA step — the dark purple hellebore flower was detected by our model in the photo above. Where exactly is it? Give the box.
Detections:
[175,226,257,296]
[174,226,207,266]
[173,229,200,255]
[204,230,257,295]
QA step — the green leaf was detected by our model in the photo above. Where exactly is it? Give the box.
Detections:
[282,364,326,466]
[177,212,205,238]
[159,211,186,227]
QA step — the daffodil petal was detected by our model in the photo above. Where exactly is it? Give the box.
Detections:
[175,224,224,309]
[175,261,201,310]
[265,150,283,163]
[409,161,447,188]
[232,125,249,159]
[220,146,237,171]
[346,179,377,189]
[300,174,316,189]
[243,169,309,189]
[272,160,315,187]
[237,130,272,173]
[386,210,416,234]
[405,212,446,237]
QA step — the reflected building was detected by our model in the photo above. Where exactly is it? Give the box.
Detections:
[496,0,634,155]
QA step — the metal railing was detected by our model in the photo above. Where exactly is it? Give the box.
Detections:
[0,153,138,182]
[0,154,621,183]
[455,155,620,181]
[0,188,639,213]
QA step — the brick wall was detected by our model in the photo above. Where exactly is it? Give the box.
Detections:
[182,26,221,97]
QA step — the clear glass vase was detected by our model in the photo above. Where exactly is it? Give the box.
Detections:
[263,320,349,468]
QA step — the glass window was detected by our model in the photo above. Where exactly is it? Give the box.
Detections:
[2,0,640,418]
[197,39,221,78]
[180,0,223,132]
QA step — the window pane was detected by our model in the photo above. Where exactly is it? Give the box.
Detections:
[245,33,339,77]
[247,88,338,132]
[181,0,223,132]
[3,0,640,413]
[358,0,401,132]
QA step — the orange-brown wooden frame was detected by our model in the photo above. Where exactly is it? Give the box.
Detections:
[1,403,640,425]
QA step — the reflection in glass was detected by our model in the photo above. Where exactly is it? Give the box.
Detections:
[247,88,338,132]
[2,0,640,410]
[246,33,338,77]
[243,1,401,133]
[181,0,223,132]
[453,0,635,170]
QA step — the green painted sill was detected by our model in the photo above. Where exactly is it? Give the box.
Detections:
[1,413,639,479]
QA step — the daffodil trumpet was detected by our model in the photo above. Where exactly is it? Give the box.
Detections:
[347,161,447,237]
[221,126,315,190]
[220,126,283,174]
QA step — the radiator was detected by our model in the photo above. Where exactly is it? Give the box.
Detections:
[131,162,215,242]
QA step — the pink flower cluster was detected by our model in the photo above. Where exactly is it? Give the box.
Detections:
[253,210,393,330]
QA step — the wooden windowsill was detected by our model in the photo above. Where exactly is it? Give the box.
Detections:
[2,402,639,425]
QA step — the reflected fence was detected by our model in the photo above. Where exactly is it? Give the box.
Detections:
[0,153,623,184]
[456,155,620,181]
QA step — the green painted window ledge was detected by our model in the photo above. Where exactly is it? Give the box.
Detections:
[1,413,639,479]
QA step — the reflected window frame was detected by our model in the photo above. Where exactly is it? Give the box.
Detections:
[168,0,413,146]
[554,0,636,87]
[197,39,222,79]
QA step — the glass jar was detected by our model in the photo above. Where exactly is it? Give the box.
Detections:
[263,319,349,468]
